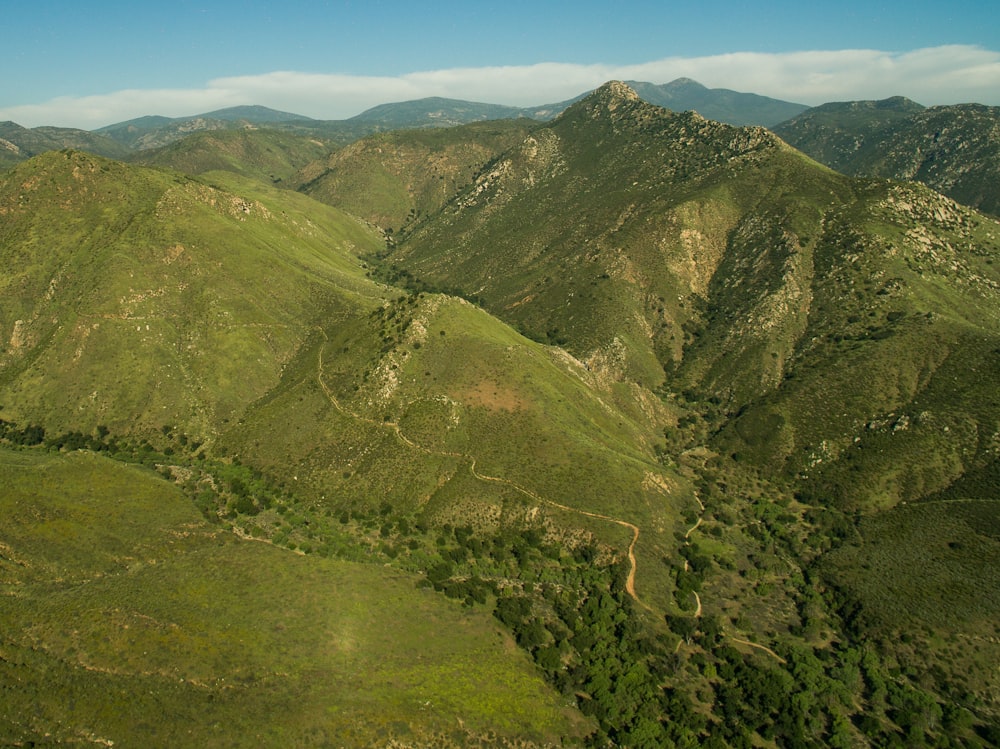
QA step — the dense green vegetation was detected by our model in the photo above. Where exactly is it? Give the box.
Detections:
[2,82,1000,746]
[6,418,993,746]
[774,98,1000,217]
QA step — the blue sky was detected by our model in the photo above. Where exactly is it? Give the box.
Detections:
[3,0,998,128]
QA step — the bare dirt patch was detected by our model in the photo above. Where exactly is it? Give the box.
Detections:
[456,381,527,412]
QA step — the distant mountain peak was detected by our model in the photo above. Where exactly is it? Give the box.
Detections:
[664,77,707,91]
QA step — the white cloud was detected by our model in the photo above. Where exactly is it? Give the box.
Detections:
[2,45,998,129]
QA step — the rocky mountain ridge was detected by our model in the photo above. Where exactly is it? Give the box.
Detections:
[775,98,1000,216]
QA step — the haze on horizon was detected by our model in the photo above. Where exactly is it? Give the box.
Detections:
[4,0,999,129]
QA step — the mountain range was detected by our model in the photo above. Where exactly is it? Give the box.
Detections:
[2,80,999,747]
[1,77,807,160]
[5,78,998,221]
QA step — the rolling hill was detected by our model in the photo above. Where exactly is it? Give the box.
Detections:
[94,106,316,151]
[0,121,129,167]
[0,146,680,745]
[0,446,583,747]
[347,96,544,128]
[132,128,333,184]
[0,150,383,441]
[0,146,689,743]
[0,78,809,172]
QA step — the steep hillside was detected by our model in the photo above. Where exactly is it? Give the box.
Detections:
[5,84,1000,746]
[705,180,1000,510]
[0,151,383,441]
[0,146,701,745]
[370,82,1000,742]
[219,290,685,589]
[133,128,332,184]
[391,81,841,387]
[774,99,1000,216]
[389,81,1000,512]
[291,119,537,230]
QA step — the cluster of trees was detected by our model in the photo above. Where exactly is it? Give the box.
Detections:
[0,419,47,446]
[0,417,278,525]
[362,256,485,307]
[7,415,995,746]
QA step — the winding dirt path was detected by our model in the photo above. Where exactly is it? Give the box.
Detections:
[679,489,786,664]
[684,516,703,540]
[727,637,787,664]
[314,331,649,607]
[469,459,648,608]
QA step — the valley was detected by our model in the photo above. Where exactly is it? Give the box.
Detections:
[1,80,999,747]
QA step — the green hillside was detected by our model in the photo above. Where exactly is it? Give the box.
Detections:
[95,107,314,151]
[0,150,383,441]
[4,82,1000,746]
[710,179,1000,511]
[291,119,536,230]
[133,128,333,184]
[0,447,583,746]
[390,82,833,385]
[774,99,1000,217]
[0,147,692,743]
[368,83,1000,741]
[389,81,1000,515]
[0,121,130,167]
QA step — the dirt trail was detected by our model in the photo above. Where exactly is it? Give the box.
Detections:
[470,459,649,609]
[728,637,787,664]
[314,332,649,607]
[679,488,785,663]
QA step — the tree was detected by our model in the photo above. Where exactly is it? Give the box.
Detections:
[666,614,698,643]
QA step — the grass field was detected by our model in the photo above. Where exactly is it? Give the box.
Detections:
[0,447,586,747]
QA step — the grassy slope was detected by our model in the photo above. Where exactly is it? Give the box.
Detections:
[0,152,384,441]
[0,148,688,590]
[0,121,131,167]
[390,83,804,387]
[388,83,1000,514]
[354,87,1000,734]
[221,291,687,606]
[133,128,333,184]
[0,447,583,747]
[711,180,1000,510]
[7,89,1000,743]
[292,119,536,230]
[0,148,695,739]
